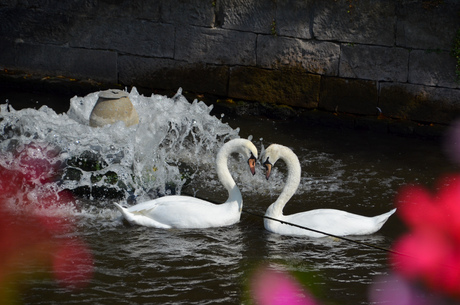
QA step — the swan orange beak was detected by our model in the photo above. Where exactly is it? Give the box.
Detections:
[248,154,256,176]
[263,159,272,180]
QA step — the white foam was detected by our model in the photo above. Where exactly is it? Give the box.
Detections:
[0,88,240,216]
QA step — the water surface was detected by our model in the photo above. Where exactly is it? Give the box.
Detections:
[1,89,455,305]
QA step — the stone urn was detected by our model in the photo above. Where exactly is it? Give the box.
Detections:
[89,89,139,127]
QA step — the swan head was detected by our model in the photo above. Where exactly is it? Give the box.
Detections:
[248,152,257,175]
[261,144,285,180]
[261,144,281,180]
[223,138,258,176]
[263,157,272,180]
[242,140,258,176]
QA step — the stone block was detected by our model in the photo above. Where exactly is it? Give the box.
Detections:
[379,82,460,124]
[313,0,395,46]
[69,18,175,58]
[396,0,460,50]
[119,56,229,96]
[90,0,163,20]
[0,7,72,45]
[0,2,159,47]
[228,66,320,108]
[0,8,30,39]
[216,0,276,34]
[319,77,378,115]
[7,42,117,82]
[409,50,460,89]
[2,1,98,16]
[162,0,215,26]
[340,45,409,82]
[175,26,257,65]
[257,35,340,76]
[2,0,163,20]
[0,39,16,68]
[275,0,314,39]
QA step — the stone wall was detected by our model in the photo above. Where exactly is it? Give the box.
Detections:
[1,0,459,125]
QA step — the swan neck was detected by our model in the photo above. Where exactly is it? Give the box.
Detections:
[216,142,242,206]
[267,148,301,217]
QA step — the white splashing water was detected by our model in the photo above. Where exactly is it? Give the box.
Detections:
[0,87,240,218]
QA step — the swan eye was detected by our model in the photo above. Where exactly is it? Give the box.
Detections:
[263,158,271,169]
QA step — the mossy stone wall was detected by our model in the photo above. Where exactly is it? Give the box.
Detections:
[0,0,459,125]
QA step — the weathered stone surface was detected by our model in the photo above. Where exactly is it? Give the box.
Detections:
[70,0,164,20]
[175,26,256,65]
[257,35,340,76]
[0,39,16,68]
[216,0,276,34]
[228,66,320,108]
[319,77,379,115]
[92,0,163,20]
[313,0,396,46]
[0,2,165,45]
[396,0,460,50]
[409,50,460,89]
[119,56,228,95]
[3,41,117,82]
[1,1,164,21]
[380,83,460,124]
[69,18,175,58]
[340,45,409,82]
[0,8,74,45]
[162,0,215,27]
[1,0,460,127]
[275,0,313,39]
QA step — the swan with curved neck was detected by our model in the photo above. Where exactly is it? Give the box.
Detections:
[113,138,257,228]
[262,144,396,237]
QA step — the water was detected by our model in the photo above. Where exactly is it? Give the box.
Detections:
[0,88,455,304]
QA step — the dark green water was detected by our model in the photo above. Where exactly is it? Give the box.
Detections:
[2,89,455,304]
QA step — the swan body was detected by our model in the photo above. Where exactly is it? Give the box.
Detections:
[114,138,257,228]
[262,144,396,238]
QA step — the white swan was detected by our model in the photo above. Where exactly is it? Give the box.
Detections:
[113,138,258,228]
[262,144,396,237]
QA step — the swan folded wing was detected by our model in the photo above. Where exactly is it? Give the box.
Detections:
[127,196,239,229]
[113,202,171,228]
[127,214,172,228]
[326,209,397,236]
[266,215,326,238]
[279,209,389,237]
[305,209,395,236]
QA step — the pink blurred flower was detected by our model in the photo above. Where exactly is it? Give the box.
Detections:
[13,142,63,185]
[0,142,72,210]
[370,273,446,305]
[0,211,93,290]
[391,174,460,297]
[444,120,460,166]
[53,239,94,289]
[0,142,93,302]
[250,265,319,305]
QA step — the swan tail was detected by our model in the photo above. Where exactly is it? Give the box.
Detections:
[113,202,125,212]
[374,208,397,228]
[113,202,136,224]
